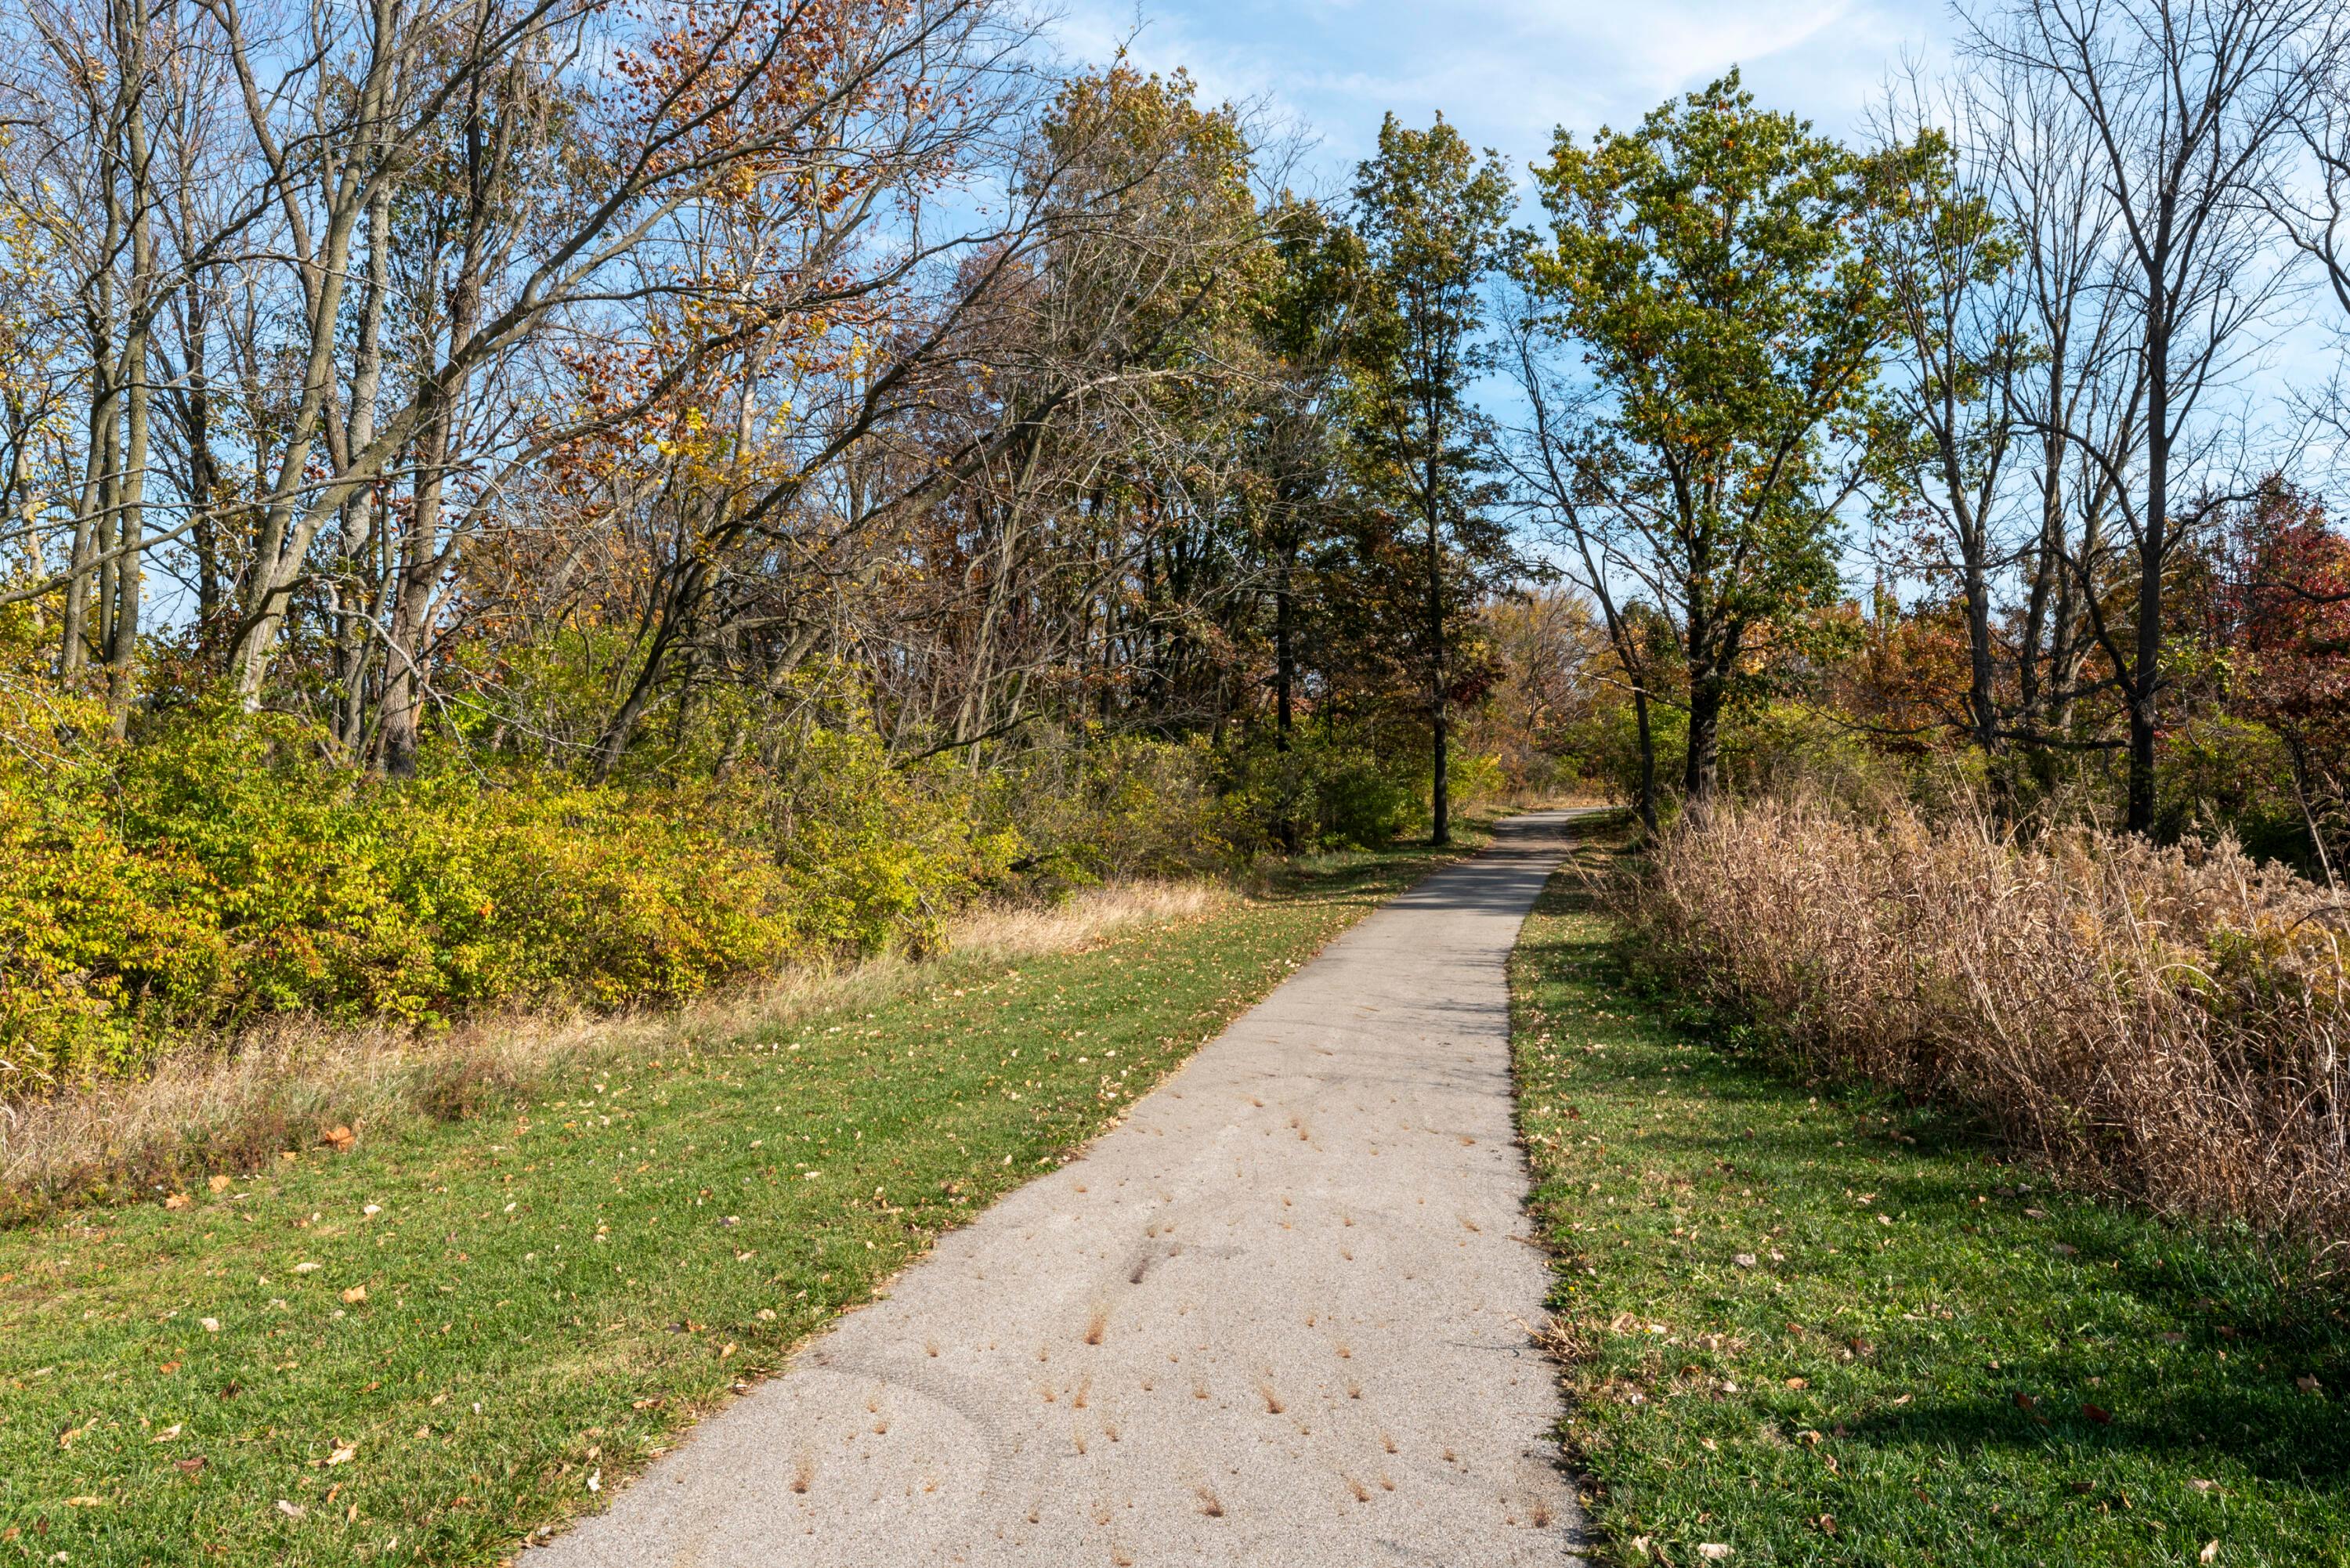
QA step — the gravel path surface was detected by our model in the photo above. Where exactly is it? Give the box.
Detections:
[535,812,1589,1567]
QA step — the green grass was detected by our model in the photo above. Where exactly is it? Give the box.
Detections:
[0,836,1469,1566]
[1510,835,2350,1568]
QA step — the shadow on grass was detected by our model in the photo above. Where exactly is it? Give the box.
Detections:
[1526,818,2350,1505]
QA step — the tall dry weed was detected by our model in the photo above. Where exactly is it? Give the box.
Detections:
[1625,797,2350,1256]
[0,880,1229,1225]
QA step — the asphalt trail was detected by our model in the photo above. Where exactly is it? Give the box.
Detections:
[535,811,1589,1566]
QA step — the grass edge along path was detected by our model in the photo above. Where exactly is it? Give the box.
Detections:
[1509,829,2350,1568]
[0,832,1481,1567]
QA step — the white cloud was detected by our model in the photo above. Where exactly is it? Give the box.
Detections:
[1047,0,1950,181]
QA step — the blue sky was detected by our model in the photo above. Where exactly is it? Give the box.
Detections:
[1043,0,2341,507]
[1050,0,1956,195]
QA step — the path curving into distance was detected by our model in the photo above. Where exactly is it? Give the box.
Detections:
[535,811,1591,1567]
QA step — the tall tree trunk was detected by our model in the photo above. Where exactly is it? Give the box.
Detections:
[2018,346,2068,739]
[1274,541,1298,852]
[1683,674,1723,814]
[2129,319,2168,836]
[1425,428,1448,847]
[1629,678,1658,836]
[379,402,450,779]
[107,0,156,738]
[1962,544,1997,758]
[336,189,392,756]
[380,225,485,776]
[1274,546,1294,743]
[185,360,222,624]
[61,255,118,679]
[1683,605,1725,816]
[92,388,122,681]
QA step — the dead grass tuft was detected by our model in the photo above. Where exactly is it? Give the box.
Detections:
[0,879,1232,1226]
[1625,796,2350,1256]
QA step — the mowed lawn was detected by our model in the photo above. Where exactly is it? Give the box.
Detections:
[1512,842,2350,1568]
[0,841,1463,1566]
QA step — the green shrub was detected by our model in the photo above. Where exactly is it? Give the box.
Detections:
[1218,725,1430,852]
[0,657,1278,1093]
[974,728,1232,882]
[0,690,1032,1092]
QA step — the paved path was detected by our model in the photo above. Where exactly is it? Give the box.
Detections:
[537,813,1589,1567]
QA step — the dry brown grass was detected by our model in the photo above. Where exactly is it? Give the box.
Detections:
[0,879,1231,1225]
[1625,796,2350,1255]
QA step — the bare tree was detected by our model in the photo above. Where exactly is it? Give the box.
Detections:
[1969,0,2328,832]
[1867,76,2030,770]
[1499,298,1665,833]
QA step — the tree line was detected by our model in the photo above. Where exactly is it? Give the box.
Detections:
[7,0,2350,864]
[0,0,1535,854]
[1506,0,2350,852]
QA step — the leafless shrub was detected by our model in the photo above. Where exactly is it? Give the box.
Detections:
[1624,795,2350,1262]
